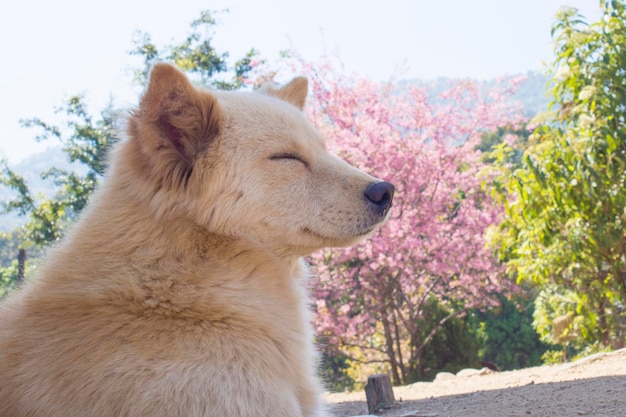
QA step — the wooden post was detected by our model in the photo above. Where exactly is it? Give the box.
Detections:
[364,374,395,414]
[17,248,26,285]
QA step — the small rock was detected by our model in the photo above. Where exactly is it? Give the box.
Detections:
[434,372,455,382]
[456,368,480,377]
[478,367,494,375]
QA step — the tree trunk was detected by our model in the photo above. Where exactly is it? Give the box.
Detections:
[392,308,406,382]
[598,297,610,346]
[381,313,401,385]
[17,249,26,285]
[364,374,395,414]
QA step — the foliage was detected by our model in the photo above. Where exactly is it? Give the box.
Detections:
[470,292,552,370]
[0,233,21,267]
[292,55,525,385]
[417,300,482,380]
[0,235,22,297]
[490,0,626,351]
[0,256,39,299]
[0,232,41,298]
[0,259,21,298]
[1,98,120,248]
[477,123,531,166]
[319,351,355,393]
[131,10,261,89]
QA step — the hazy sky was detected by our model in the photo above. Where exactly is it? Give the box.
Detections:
[0,0,600,163]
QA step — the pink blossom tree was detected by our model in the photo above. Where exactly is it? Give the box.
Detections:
[293,57,525,384]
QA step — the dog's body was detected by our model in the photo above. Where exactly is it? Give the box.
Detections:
[0,64,393,417]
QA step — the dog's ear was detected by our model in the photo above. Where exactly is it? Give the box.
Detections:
[265,77,308,110]
[130,63,221,187]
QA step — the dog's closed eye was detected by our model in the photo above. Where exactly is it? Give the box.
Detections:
[269,153,309,168]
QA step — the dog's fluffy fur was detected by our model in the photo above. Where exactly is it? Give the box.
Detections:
[0,64,393,417]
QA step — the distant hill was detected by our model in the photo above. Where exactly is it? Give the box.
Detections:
[399,71,551,117]
[0,147,85,231]
[510,71,552,116]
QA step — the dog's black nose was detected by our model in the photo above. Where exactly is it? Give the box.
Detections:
[364,181,395,216]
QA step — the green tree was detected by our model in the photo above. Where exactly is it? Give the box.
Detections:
[0,233,42,297]
[477,123,531,166]
[417,300,482,381]
[470,292,553,370]
[131,10,259,89]
[492,1,626,352]
[1,98,120,248]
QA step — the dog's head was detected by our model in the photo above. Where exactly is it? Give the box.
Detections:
[123,63,394,255]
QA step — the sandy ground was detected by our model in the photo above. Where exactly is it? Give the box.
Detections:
[326,348,626,417]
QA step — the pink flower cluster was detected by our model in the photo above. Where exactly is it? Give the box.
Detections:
[287,56,525,368]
